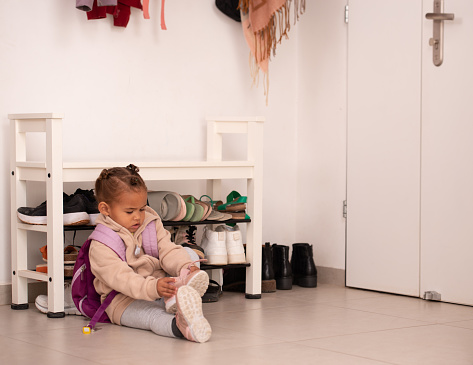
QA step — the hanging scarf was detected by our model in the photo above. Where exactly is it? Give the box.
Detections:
[239,0,306,101]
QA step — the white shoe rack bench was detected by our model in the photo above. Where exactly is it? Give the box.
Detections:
[10,113,264,317]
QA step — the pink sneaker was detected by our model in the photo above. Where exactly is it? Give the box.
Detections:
[165,261,209,314]
[175,286,211,343]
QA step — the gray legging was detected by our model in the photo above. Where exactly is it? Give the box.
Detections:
[120,298,177,337]
[120,247,200,337]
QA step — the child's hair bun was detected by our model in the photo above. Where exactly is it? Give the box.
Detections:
[126,164,140,174]
[98,168,110,180]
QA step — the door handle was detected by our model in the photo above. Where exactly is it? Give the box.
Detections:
[425,13,454,21]
[425,0,455,66]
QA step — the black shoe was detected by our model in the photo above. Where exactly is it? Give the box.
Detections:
[17,193,90,226]
[291,243,317,288]
[262,242,276,293]
[202,279,223,302]
[71,189,99,225]
[272,244,293,290]
[222,266,246,292]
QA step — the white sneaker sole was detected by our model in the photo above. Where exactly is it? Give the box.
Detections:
[35,295,82,315]
[88,213,99,226]
[227,252,246,264]
[204,254,228,265]
[17,211,90,226]
[166,271,210,314]
[176,286,211,343]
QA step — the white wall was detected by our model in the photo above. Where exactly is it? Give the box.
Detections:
[0,0,347,285]
[296,0,348,270]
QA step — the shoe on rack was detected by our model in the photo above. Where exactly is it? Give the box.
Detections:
[219,224,246,264]
[216,190,247,211]
[148,191,183,221]
[34,281,82,315]
[17,193,90,226]
[227,211,250,220]
[175,286,212,343]
[222,265,246,292]
[165,261,209,314]
[195,198,212,221]
[39,245,78,264]
[206,209,232,221]
[222,243,277,293]
[202,279,223,302]
[182,195,205,222]
[200,225,228,265]
[174,225,205,259]
[71,189,100,225]
[181,195,195,222]
[37,245,78,277]
[36,263,75,277]
[199,195,232,221]
[166,226,177,242]
[214,202,249,220]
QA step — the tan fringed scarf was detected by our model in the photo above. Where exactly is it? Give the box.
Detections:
[240,0,306,102]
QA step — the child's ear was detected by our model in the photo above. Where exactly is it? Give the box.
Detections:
[98,202,110,216]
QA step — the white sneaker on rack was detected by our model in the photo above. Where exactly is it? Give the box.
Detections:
[219,224,246,264]
[200,226,228,265]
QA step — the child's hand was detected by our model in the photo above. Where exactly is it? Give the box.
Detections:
[157,277,177,298]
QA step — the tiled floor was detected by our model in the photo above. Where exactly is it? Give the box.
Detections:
[2,284,473,364]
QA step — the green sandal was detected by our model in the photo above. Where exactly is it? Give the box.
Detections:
[217,190,247,211]
[183,195,205,222]
[181,195,195,221]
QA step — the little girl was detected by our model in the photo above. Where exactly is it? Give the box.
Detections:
[89,164,211,343]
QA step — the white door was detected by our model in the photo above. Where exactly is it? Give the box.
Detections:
[420,0,473,306]
[346,0,422,296]
[347,0,473,305]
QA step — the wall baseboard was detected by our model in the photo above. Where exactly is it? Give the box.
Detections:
[317,266,345,286]
[0,282,47,306]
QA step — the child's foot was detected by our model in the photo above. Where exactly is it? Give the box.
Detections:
[175,286,211,343]
[165,265,209,314]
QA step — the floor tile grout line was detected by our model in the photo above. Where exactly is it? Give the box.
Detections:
[305,302,441,324]
[290,341,398,365]
[0,333,104,364]
[290,322,439,342]
[313,300,473,323]
[440,322,473,331]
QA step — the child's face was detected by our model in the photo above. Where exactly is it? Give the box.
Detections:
[104,189,148,233]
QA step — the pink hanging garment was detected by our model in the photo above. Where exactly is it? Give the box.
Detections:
[142,0,167,30]
[161,0,167,30]
[143,0,150,19]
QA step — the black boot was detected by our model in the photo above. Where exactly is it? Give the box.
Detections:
[272,244,293,290]
[222,266,246,292]
[261,242,276,293]
[291,243,317,288]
